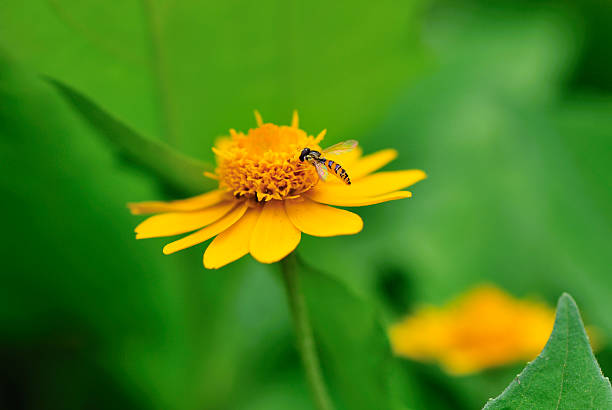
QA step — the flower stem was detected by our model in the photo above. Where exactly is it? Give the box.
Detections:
[280,253,335,410]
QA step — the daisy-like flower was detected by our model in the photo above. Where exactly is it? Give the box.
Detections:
[129,111,426,269]
[389,285,556,375]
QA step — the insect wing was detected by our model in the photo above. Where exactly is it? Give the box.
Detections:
[313,161,329,181]
[322,139,358,155]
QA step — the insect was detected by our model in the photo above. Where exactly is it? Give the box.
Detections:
[299,140,358,185]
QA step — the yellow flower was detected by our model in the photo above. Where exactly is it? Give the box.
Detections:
[389,285,555,375]
[129,111,426,269]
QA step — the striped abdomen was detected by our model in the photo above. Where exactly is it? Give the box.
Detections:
[323,158,351,185]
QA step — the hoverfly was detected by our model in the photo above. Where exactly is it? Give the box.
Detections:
[299,140,358,185]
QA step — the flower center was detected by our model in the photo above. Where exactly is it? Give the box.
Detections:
[213,122,324,202]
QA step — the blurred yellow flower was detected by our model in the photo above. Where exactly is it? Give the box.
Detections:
[389,285,555,375]
[129,112,426,269]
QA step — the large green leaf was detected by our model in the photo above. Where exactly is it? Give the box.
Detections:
[299,259,399,410]
[47,78,214,195]
[484,293,612,409]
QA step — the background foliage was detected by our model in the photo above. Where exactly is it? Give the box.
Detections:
[1,0,611,409]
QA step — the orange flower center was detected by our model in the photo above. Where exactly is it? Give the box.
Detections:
[213,122,324,202]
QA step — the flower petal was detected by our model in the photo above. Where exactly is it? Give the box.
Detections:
[163,203,248,255]
[309,169,426,199]
[135,201,236,239]
[250,200,301,263]
[306,190,413,207]
[203,207,262,269]
[285,198,363,237]
[128,190,227,215]
[349,149,398,180]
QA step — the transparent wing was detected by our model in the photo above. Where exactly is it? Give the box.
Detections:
[322,139,358,155]
[312,161,329,181]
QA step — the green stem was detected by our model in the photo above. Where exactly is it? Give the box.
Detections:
[280,253,335,410]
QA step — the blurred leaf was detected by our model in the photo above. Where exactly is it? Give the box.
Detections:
[47,78,214,195]
[0,55,194,410]
[300,260,398,410]
[0,0,426,157]
[484,293,612,410]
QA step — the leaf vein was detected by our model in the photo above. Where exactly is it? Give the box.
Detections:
[555,305,570,410]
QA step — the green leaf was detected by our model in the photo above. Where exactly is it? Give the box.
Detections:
[300,260,399,410]
[47,77,214,195]
[484,293,612,410]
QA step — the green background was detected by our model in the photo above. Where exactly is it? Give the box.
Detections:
[1,0,611,409]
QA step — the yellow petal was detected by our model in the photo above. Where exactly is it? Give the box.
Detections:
[314,129,327,144]
[163,203,248,255]
[291,110,299,128]
[203,171,219,180]
[250,200,301,263]
[135,201,236,239]
[285,198,363,237]
[350,149,398,180]
[254,110,263,126]
[128,190,226,215]
[310,169,426,199]
[203,207,262,269]
[306,190,412,207]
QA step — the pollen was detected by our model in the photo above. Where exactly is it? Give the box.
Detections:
[213,111,325,202]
